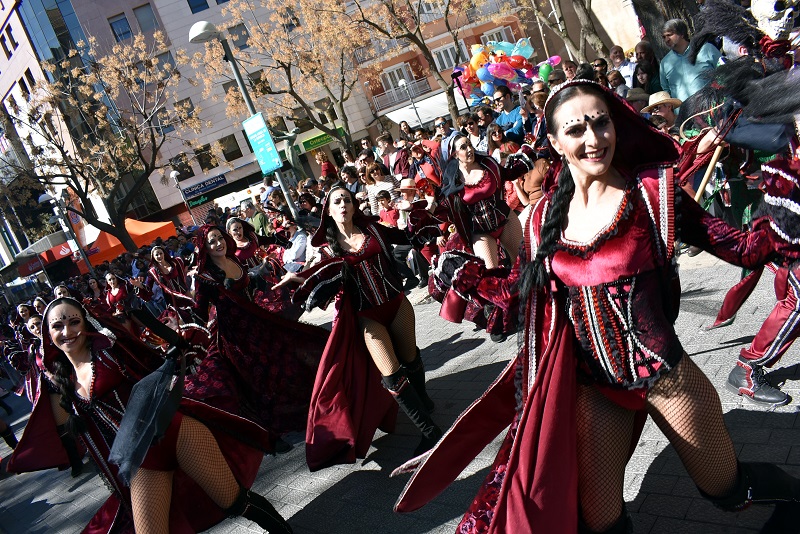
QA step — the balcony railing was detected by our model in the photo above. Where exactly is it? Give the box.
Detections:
[466,0,517,23]
[372,77,432,111]
[354,38,411,64]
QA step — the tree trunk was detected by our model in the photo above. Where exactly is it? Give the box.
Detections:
[571,0,608,58]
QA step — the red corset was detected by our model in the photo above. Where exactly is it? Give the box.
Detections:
[551,188,682,389]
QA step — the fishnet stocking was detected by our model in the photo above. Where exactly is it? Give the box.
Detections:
[359,297,417,376]
[49,393,70,426]
[472,212,523,269]
[176,416,240,509]
[499,210,523,264]
[576,383,635,531]
[646,356,738,498]
[130,468,173,534]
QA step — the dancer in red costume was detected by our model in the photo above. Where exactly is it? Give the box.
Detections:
[275,187,440,470]
[395,80,800,533]
[8,297,292,533]
[146,246,196,321]
[434,135,537,341]
[225,216,302,320]
[192,225,323,445]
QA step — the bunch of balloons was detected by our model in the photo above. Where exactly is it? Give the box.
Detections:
[452,38,561,105]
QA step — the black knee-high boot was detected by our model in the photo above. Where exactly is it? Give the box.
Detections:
[0,426,17,450]
[578,506,633,534]
[402,348,435,413]
[382,369,442,456]
[704,462,800,533]
[225,486,293,534]
[0,398,12,416]
[56,424,84,477]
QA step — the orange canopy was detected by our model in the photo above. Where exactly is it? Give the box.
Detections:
[87,218,176,265]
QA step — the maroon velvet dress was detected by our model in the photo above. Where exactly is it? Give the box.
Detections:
[233,233,303,321]
[292,221,406,470]
[435,155,530,337]
[147,257,196,318]
[8,321,271,534]
[193,230,325,438]
[396,167,776,533]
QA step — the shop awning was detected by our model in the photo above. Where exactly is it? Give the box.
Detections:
[88,219,176,265]
[383,90,471,128]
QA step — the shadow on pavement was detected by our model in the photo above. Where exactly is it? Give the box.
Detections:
[630,408,798,533]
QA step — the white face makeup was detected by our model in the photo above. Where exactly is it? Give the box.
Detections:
[229,221,244,241]
[327,189,355,224]
[27,316,43,338]
[47,302,87,356]
[454,137,475,165]
[548,93,616,182]
[206,229,227,258]
[152,248,165,263]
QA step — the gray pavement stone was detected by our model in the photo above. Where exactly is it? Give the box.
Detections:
[1,253,799,533]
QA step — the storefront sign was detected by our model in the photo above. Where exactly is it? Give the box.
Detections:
[182,174,227,199]
[302,127,345,152]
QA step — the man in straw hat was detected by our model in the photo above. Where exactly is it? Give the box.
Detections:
[641,91,682,129]
[625,87,650,114]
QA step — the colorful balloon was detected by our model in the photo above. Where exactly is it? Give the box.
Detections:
[480,81,495,95]
[487,62,516,81]
[511,38,535,59]
[487,40,515,55]
[538,63,553,82]
[548,55,562,66]
[507,55,528,69]
[475,67,493,82]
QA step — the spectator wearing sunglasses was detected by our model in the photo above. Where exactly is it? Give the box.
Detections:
[458,113,488,155]
[592,57,608,75]
[491,85,525,144]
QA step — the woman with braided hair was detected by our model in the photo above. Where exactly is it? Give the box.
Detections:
[395,79,800,533]
[274,186,440,469]
[9,297,292,533]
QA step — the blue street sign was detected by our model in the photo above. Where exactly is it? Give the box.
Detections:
[243,113,282,175]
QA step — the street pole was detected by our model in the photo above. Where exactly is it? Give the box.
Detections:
[219,39,299,220]
[400,79,423,129]
[171,171,197,225]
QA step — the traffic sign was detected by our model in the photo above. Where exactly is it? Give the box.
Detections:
[243,113,282,175]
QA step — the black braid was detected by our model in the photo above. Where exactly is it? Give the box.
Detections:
[50,353,86,436]
[518,163,576,307]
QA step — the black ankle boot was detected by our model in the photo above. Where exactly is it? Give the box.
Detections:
[703,462,800,532]
[578,506,633,533]
[1,426,17,450]
[57,424,84,477]
[225,486,293,534]
[402,348,435,413]
[382,369,442,456]
[726,359,790,407]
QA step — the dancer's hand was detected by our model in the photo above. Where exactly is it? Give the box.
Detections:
[272,271,302,289]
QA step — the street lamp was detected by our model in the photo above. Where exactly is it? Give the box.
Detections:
[398,78,423,129]
[38,192,96,277]
[189,20,299,220]
[170,170,198,226]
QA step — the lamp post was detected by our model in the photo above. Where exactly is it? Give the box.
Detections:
[170,170,198,225]
[398,78,423,129]
[189,21,299,220]
[38,192,96,277]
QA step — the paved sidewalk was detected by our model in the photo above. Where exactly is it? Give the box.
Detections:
[1,252,798,533]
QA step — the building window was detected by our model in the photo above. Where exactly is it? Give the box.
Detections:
[228,23,249,49]
[156,107,174,134]
[170,154,195,181]
[5,26,17,49]
[24,68,35,89]
[176,97,195,118]
[291,108,314,134]
[481,27,514,46]
[241,129,252,153]
[187,0,209,14]
[133,3,159,32]
[109,14,133,42]
[195,144,215,172]
[418,0,444,23]
[0,35,10,59]
[432,43,462,72]
[281,8,300,32]
[18,78,29,100]
[216,0,229,4]
[219,134,243,161]
[314,98,337,124]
